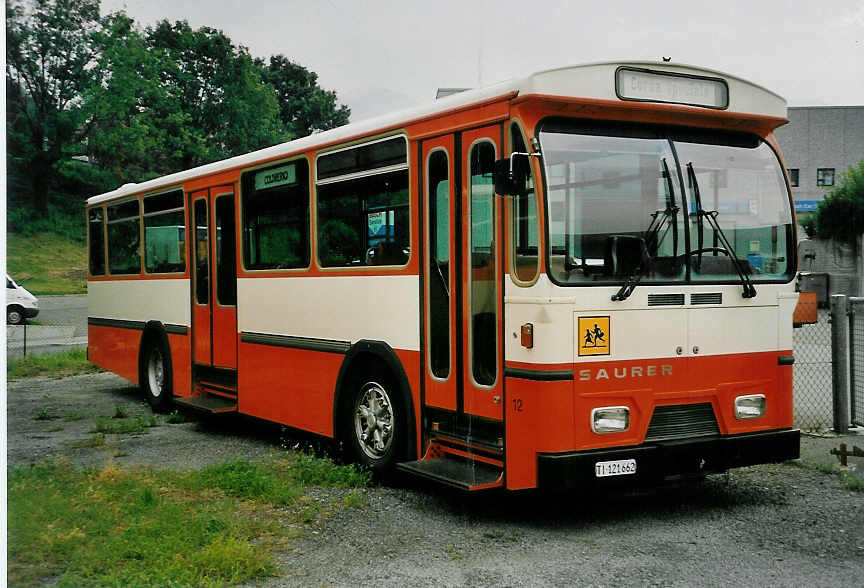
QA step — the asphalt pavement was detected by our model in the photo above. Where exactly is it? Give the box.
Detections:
[7,294,87,358]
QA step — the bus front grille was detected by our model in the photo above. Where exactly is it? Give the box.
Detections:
[644,402,720,442]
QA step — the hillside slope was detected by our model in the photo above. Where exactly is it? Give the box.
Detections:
[7,232,87,295]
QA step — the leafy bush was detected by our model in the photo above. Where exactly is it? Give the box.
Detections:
[808,161,864,246]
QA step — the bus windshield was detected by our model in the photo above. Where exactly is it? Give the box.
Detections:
[541,122,794,287]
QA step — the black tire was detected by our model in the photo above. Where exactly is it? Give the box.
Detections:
[342,364,408,472]
[7,305,24,325]
[140,336,173,412]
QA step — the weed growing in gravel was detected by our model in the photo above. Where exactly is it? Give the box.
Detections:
[63,410,87,421]
[92,415,158,435]
[841,471,864,492]
[166,410,188,424]
[812,461,838,474]
[7,348,101,379]
[63,434,106,448]
[342,489,367,507]
[113,403,129,419]
[290,453,372,487]
[195,460,303,505]
[33,407,57,421]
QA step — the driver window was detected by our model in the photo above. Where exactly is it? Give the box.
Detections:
[510,125,539,284]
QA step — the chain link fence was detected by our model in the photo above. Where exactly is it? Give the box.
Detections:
[848,299,864,427]
[793,309,834,431]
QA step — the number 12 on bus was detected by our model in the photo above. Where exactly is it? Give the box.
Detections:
[86,62,803,491]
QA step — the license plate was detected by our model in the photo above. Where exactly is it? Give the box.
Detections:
[595,459,637,477]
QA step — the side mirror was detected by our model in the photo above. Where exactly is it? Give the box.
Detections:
[493,158,521,196]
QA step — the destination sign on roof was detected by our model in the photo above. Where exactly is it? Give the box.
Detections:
[616,67,729,109]
[255,163,296,190]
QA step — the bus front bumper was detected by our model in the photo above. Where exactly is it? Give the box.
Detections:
[537,429,800,489]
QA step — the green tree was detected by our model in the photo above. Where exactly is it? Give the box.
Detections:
[6,0,102,211]
[143,20,286,170]
[258,55,350,139]
[804,162,864,247]
[85,12,193,183]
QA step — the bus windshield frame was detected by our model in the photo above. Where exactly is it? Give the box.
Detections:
[538,119,795,289]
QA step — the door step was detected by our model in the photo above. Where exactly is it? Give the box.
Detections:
[197,381,237,400]
[174,394,237,414]
[397,456,503,491]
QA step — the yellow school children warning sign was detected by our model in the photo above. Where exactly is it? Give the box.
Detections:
[578,316,610,356]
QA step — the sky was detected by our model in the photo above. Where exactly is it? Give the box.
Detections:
[103,0,864,122]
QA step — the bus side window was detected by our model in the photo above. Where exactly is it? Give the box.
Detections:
[316,137,410,268]
[106,199,142,275]
[88,207,105,276]
[143,190,185,274]
[241,159,310,271]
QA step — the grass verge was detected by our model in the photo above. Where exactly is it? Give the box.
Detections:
[8,455,370,586]
[7,348,101,380]
[6,231,87,295]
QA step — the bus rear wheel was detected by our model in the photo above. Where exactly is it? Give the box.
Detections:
[344,367,404,472]
[141,338,172,412]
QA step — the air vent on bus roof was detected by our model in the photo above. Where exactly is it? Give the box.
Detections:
[691,293,722,305]
[648,294,685,306]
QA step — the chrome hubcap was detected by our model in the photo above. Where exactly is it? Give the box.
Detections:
[147,348,164,397]
[354,381,394,459]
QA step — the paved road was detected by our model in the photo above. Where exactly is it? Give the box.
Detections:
[36,294,88,337]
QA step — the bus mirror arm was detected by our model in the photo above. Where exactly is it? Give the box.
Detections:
[493,152,541,196]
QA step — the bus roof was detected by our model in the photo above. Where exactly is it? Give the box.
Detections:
[87,60,786,206]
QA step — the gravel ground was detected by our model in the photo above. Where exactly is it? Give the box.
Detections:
[7,373,864,587]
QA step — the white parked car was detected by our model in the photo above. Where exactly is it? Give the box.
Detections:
[6,274,39,325]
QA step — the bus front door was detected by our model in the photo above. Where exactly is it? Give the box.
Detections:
[421,127,504,425]
[190,186,237,370]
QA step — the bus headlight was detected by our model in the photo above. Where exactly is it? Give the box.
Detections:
[591,406,630,433]
[735,394,766,419]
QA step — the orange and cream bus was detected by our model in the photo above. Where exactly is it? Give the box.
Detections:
[87,61,800,490]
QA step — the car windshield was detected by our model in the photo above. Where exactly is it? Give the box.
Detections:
[540,122,793,286]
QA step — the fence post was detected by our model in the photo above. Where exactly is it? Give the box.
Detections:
[831,294,850,434]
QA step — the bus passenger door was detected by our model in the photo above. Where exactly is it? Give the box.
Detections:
[190,186,238,370]
[460,127,503,421]
[422,136,458,411]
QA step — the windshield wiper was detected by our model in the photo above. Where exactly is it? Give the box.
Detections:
[612,159,679,303]
[686,162,757,299]
[645,158,680,256]
[610,236,651,302]
[611,264,647,301]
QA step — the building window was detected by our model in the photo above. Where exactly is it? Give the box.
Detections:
[789,168,799,187]
[817,168,835,187]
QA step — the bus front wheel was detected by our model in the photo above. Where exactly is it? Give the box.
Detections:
[344,366,404,472]
[140,338,172,412]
